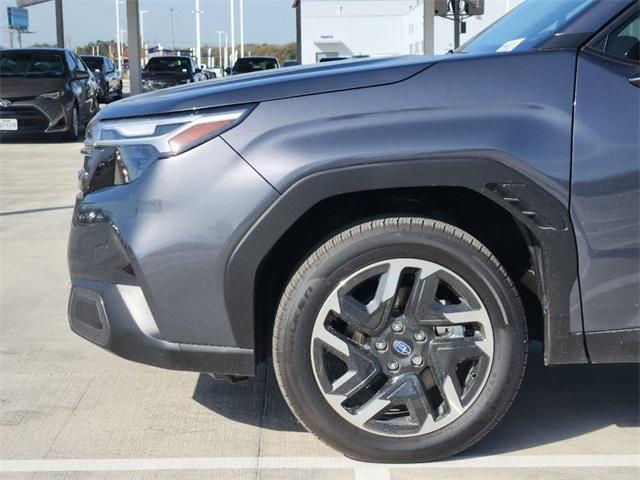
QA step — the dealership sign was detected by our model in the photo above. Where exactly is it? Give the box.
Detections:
[7,7,29,31]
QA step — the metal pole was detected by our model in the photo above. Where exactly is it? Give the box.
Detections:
[224,33,228,72]
[215,31,224,69]
[194,0,202,66]
[140,10,148,66]
[170,8,175,51]
[55,0,64,48]
[423,0,435,55]
[239,0,244,58]
[453,0,461,49]
[126,0,143,95]
[230,0,235,65]
[115,0,122,70]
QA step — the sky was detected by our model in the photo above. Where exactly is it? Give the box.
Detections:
[1,0,296,49]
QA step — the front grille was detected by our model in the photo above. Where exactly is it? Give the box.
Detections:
[0,106,49,130]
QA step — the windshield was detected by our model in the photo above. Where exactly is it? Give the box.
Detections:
[460,0,595,54]
[82,57,104,71]
[0,51,66,77]
[233,58,278,74]
[145,57,191,73]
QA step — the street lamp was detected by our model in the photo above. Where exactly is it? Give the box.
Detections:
[229,0,235,65]
[170,7,175,52]
[213,30,225,69]
[114,0,125,71]
[193,0,203,67]
[140,10,148,66]
[239,0,244,59]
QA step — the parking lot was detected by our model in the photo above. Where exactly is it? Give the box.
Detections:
[0,138,639,480]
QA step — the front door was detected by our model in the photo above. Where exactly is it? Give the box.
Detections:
[571,7,639,359]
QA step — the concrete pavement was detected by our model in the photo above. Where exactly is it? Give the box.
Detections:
[0,139,638,479]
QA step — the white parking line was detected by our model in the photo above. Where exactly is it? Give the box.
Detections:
[0,455,638,473]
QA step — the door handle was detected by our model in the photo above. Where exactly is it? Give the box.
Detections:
[630,72,640,88]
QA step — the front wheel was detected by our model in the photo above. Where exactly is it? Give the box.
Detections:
[273,217,527,462]
[64,105,80,142]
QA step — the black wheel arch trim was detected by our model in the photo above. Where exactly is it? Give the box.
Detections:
[225,155,588,367]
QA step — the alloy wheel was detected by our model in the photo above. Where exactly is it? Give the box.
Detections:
[310,258,494,437]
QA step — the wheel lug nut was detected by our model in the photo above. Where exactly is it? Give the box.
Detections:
[411,355,424,367]
[374,340,387,351]
[391,322,404,333]
[388,360,400,372]
[414,331,426,342]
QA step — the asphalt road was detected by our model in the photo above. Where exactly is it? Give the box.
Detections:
[0,138,639,480]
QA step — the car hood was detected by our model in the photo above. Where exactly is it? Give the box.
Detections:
[0,77,67,99]
[97,55,441,120]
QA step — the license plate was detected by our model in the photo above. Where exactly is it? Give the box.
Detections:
[0,119,18,131]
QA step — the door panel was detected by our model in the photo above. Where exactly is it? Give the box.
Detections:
[571,34,639,333]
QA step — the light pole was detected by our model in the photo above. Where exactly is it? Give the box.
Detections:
[239,0,244,59]
[140,10,148,66]
[115,0,122,70]
[224,32,229,72]
[230,0,235,65]
[214,30,224,69]
[193,0,203,67]
[170,7,175,52]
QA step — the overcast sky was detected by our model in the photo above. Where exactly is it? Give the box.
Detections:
[1,0,296,49]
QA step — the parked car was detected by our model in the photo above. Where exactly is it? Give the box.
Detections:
[69,0,639,463]
[229,56,279,75]
[0,48,99,140]
[141,56,204,91]
[282,59,299,67]
[200,67,219,80]
[80,55,123,103]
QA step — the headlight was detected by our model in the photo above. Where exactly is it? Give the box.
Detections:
[39,90,63,100]
[83,106,253,184]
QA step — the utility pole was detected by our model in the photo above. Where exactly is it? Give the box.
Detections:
[55,0,64,48]
[126,0,142,95]
[239,0,244,58]
[170,7,175,51]
[423,0,435,55]
[230,0,235,65]
[115,0,122,70]
[194,0,203,67]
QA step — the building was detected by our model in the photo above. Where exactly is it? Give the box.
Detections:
[293,0,523,64]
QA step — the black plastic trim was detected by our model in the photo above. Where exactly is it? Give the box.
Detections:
[226,156,588,367]
[586,329,640,363]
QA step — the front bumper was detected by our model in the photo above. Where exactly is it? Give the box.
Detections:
[68,136,278,376]
[0,96,72,134]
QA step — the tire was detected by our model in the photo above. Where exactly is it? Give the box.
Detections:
[64,105,80,142]
[273,217,527,463]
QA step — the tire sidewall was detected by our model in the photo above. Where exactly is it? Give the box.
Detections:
[275,223,526,462]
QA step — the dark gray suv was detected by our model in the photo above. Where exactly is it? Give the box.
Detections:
[68,0,639,463]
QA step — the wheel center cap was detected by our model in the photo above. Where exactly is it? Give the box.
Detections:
[392,339,413,356]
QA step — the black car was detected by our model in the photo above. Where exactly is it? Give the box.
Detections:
[69,0,639,464]
[142,56,204,91]
[229,56,280,75]
[0,48,99,140]
[80,55,123,103]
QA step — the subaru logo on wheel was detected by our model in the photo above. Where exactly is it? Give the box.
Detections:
[0,99,11,108]
[393,340,412,356]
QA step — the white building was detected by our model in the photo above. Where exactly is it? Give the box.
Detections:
[294,0,523,64]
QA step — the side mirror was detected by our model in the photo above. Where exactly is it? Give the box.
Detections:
[194,68,201,74]
[74,71,90,80]
[224,67,231,75]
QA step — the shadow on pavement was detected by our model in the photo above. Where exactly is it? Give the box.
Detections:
[193,341,639,450]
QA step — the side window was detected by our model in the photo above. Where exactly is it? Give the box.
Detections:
[65,51,77,72]
[75,55,87,72]
[597,12,639,62]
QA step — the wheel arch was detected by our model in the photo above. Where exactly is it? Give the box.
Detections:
[225,155,587,367]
